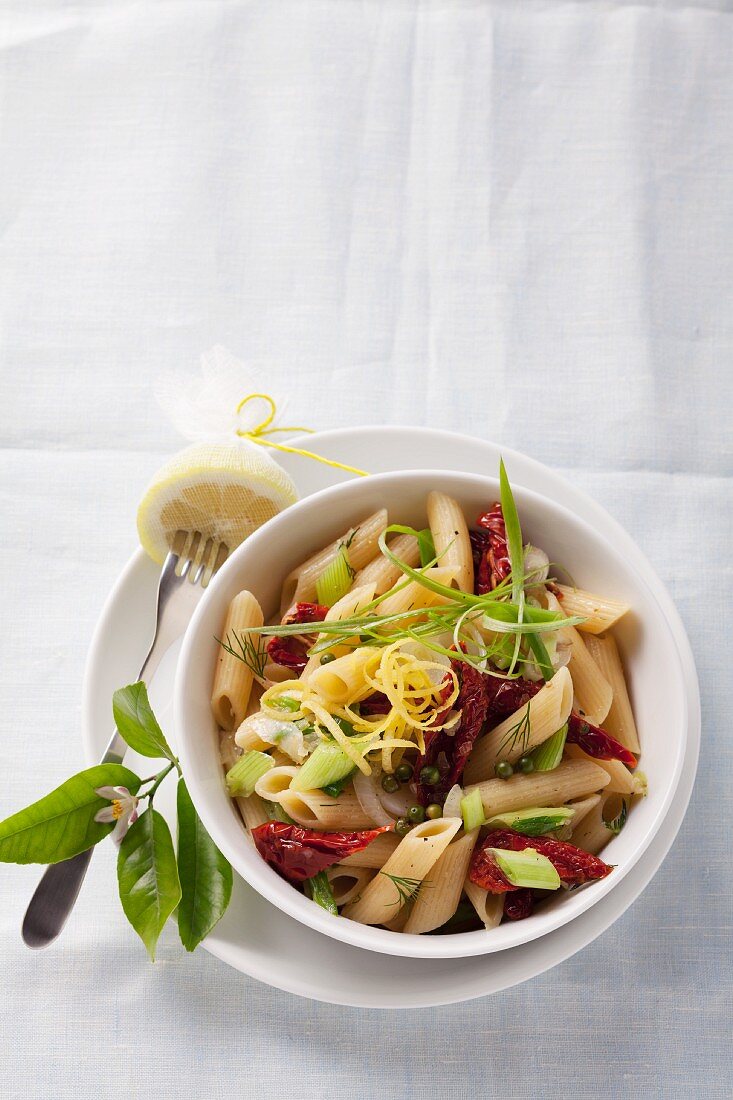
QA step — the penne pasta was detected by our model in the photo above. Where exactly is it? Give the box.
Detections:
[305,646,380,704]
[463,667,573,784]
[569,791,628,855]
[427,491,474,593]
[211,591,264,730]
[404,829,479,935]
[565,744,641,794]
[254,767,374,830]
[338,832,401,869]
[352,534,421,596]
[554,584,630,635]
[300,584,376,678]
[466,758,611,819]
[376,566,459,620]
[583,633,640,753]
[280,509,388,612]
[464,880,504,929]
[565,625,613,726]
[342,818,461,925]
[326,866,375,907]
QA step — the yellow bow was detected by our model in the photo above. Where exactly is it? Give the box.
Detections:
[235,393,368,477]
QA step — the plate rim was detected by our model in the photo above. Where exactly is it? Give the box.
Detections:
[81,426,700,1007]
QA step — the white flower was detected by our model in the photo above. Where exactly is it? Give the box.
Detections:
[94,786,140,845]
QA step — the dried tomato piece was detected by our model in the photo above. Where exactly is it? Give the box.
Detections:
[468,845,515,893]
[474,503,511,592]
[503,888,534,921]
[566,714,637,768]
[415,663,490,804]
[284,602,329,625]
[265,637,308,673]
[359,692,391,717]
[252,821,393,883]
[480,829,613,888]
[469,529,494,595]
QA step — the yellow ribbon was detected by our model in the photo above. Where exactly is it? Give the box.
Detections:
[235,393,369,477]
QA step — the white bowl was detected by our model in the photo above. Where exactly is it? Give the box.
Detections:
[175,470,687,959]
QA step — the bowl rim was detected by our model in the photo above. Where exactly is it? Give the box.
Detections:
[174,467,688,959]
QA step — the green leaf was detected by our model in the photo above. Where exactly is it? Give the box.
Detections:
[0,764,141,864]
[117,806,181,960]
[113,681,175,761]
[176,780,232,952]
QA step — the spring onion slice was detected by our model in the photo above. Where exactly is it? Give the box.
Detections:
[529,722,568,772]
[485,806,574,836]
[460,788,485,832]
[416,527,437,567]
[488,847,561,890]
[225,750,275,797]
[304,870,338,915]
[499,458,525,675]
[315,544,354,607]
[290,742,360,792]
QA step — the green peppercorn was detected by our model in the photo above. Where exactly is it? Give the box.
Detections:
[419,764,441,787]
[407,804,426,824]
[495,760,514,780]
[425,803,443,820]
[381,774,400,794]
[518,755,535,774]
[319,652,336,665]
[395,817,412,837]
[394,762,414,783]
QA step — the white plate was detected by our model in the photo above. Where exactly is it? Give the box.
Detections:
[82,427,700,1007]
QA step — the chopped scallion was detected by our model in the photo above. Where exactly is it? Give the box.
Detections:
[529,722,568,772]
[290,742,358,792]
[416,528,437,567]
[488,847,561,890]
[460,788,485,832]
[304,870,338,915]
[485,806,574,836]
[225,750,275,797]
[316,544,354,607]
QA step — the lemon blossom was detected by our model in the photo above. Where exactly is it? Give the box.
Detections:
[94,786,140,845]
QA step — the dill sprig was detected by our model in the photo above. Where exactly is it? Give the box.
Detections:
[497,698,532,756]
[379,871,427,908]
[216,629,268,680]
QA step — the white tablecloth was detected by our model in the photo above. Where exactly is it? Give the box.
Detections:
[1,2,731,1097]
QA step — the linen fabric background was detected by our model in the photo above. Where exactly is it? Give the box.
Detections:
[0,1,731,1097]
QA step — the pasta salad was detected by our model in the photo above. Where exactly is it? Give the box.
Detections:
[211,463,645,935]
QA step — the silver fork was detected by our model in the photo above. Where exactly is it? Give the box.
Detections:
[21,530,228,949]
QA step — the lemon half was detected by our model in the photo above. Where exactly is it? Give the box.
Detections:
[136,442,298,563]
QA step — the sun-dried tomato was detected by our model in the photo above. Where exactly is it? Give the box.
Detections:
[359,692,391,717]
[265,637,308,673]
[473,503,511,593]
[252,821,393,883]
[567,714,637,768]
[415,663,490,803]
[284,602,329,625]
[503,888,534,921]
[470,829,613,892]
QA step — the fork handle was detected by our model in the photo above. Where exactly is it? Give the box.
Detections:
[21,849,95,948]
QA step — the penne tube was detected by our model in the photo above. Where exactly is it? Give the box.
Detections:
[427,490,474,593]
[463,667,573,784]
[305,646,380,704]
[300,583,376,678]
[342,817,461,925]
[338,832,401,869]
[464,879,504,929]
[326,866,375,907]
[376,566,459,621]
[254,767,374,830]
[383,906,411,932]
[280,509,388,612]
[583,633,640,753]
[211,591,264,730]
[352,534,421,596]
[466,758,611,819]
[554,584,630,635]
[566,626,613,726]
[569,791,628,855]
[404,829,479,935]
[565,744,641,794]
